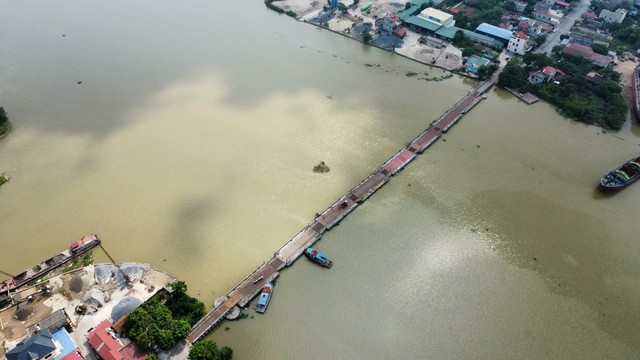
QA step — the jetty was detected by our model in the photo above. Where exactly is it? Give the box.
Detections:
[186,80,494,343]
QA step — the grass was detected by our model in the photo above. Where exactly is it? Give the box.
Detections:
[62,250,94,273]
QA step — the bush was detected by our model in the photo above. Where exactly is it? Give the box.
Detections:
[189,341,233,360]
[0,107,8,136]
[124,282,206,352]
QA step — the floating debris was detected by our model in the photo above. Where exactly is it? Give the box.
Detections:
[313,161,330,173]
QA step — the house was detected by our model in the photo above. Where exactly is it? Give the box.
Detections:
[529,66,563,84]
[376,14,400,34]
[554,0,570,9]
[465,55,490,74]
[514,1,528,12]
[599,8,627,23]
[561,43,612,67]
[533,10,562,25]
[507,31,530,55]
[5,330,60,360]
[569,33,594,47]
[87,320,146,360]
[582,10,598,20]
[586,71,605,84]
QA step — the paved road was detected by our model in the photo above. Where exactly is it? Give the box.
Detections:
[536,0,592,55]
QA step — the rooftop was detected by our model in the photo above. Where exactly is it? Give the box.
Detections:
[6,330,56,360]
[87,319,124,360]
[513,31,529,40]
[475,23,513,41]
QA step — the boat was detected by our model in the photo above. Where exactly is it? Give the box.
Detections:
[599,156,640,192]
[304,247,333,268]
[632,66,640,121]
[255,283,273,313]
[0,234,100,295]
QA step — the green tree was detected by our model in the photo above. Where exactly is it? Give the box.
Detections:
[0,107,8,136]
[453,30,464,45]
[219,347,233,360]
[477,63,499,80]
[552,45,564,54]
[189,341,219,360]
[534,35,547,46]
[498,60,529,89]
[591,43,608,55]
[504,0,516,11]
[338,2,347,12]
[362,32,372,42]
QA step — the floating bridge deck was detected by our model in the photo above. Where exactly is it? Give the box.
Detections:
[186,80,494,343]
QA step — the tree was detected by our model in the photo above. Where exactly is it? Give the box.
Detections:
[189,341,219,360]
[405,2,411,10]
[504,1,516,12]
[362,32,372,42]
[453,30,464,45]
[477,63,499,80]
[534,35,547,46]
[498,60,529,89]
[591,43,608,55]
[552,45,564,54]
[0,107,8,136]
[219,347,233,360]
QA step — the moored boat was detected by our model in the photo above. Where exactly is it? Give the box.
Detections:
[0,234,100,294]
[632,66,640,121]
[255,283,273,313]
[304,247,333,268]
[599,156,640,192]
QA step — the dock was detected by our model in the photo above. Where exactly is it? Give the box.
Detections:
[186,80,495,343]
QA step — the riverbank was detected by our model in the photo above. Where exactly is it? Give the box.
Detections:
[276,0,467,73]
[0,263,176,359]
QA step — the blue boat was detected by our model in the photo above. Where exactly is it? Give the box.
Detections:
[255,283,273,313]
[304,247,333,268]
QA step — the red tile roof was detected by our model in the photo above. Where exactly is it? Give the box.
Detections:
[555,0,569,7]
[120,342,147,360]
[562,43,594,59]
[87,320,123,360]
[514,31,529,40]
[448,7,460,14]
[61,351,84,360]
[384,13,399,23]
[542,66,557,76]
[520,21,529,28]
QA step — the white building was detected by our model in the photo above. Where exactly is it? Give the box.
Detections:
[599,8,627,23]
[507,31,530,55]
[416,7,455,28]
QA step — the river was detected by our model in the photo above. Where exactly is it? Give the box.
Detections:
[1,1,639,359]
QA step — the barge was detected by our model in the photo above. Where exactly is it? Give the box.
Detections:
[632,66,640,121]
[599,156,640,192]
[0,234,100,294]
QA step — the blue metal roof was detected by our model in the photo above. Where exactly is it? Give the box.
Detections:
[53,328,78,360]
[475,23,512,41]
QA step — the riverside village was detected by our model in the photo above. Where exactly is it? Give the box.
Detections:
[2,0,640,359]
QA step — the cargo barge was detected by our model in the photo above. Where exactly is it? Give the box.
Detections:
[0,234,100,294]
[599,156,640,192]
